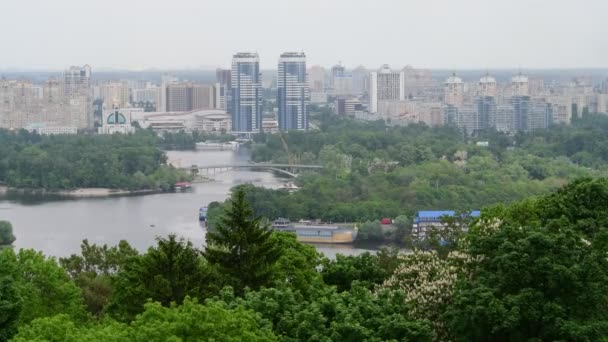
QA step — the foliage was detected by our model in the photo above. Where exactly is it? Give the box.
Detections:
[0,129,188,190]
[445,178,608,341]
[0,259,21,342]
[107,235,210,322]
[0,248,85,333]
[0,221,15,246]
[244,114,605,228]
[221,284,435,342]
[321,252,391,292]
[158,130,235,150]
[204,188,283,294]
[11,298,277,342]
[269,232,323,295]
[59,240,139,317]
[358,221,384,241]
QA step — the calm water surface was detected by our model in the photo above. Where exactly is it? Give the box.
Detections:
[0,149,377,258]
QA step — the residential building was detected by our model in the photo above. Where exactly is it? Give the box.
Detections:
[478,73,497,97]
[166,82,215,112]
[444,73,464,107]
[277,52,309,131]
[63,65,93,128]
[100,81,130,107]
[158,72,177,112]
[511,73,529,96]
[215,68,231,111]
[231,52,263,132]
[351,66,369,95]
[401,66,434,99]
[308,65,326,92]
[368,64,405,114]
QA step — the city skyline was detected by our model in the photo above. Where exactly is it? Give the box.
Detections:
[2,0,607,70]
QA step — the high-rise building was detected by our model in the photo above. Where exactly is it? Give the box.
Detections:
[277,52,309,131]
[475,96,497,130]
[215,68,231,111]
[511,73,529,96]
[63,65,91,98]
[166,82,215,112]
[352,66,369,95]
[444,73,464,107]
[478,73,497,97]
[159,73,177,112]
[308,65,326,92]
[368,65,405,114]
[231,52,262,132]
[63,65,92,128]
[401,66,434,99]
[100,81,130,107]
[330,64,346,88]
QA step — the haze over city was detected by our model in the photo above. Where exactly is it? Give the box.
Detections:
[2,0,608,70]
[3,1,608,341]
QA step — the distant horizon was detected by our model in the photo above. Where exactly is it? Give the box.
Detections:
[2,66,608,73]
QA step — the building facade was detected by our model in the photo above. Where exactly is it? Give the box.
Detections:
[368,65,405,114]
[277,52,309,131]
[231,52,263,132]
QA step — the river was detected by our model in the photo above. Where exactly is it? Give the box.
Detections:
[0,149,378,258]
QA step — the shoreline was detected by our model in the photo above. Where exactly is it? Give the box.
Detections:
[2,187,162,199]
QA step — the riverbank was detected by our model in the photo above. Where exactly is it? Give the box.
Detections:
[2,187,162,199]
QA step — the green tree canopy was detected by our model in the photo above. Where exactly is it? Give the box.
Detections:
[0,221,15,246]
[204,188,282,294]
[107,235,210,322]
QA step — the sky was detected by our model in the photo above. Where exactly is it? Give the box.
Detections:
[1,0,607,70]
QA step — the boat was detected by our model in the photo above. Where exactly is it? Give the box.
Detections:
[199,207,208,221]
[280,182,299,192]
[271,219,357,244]
[195,141,239,151]
[174,182,192,191]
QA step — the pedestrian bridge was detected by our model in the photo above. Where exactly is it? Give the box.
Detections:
[183,163,323,178]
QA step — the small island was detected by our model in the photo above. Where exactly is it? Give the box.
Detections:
[0,129,190,197]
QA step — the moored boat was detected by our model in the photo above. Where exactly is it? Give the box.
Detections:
[199,206,208,221]
[271,219,357,244]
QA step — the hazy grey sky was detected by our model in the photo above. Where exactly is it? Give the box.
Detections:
[2,0,607,70]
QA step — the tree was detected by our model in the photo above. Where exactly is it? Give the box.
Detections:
[107,235,210,322]
[445,178,608,341]
[269,232,323,295]
[0,260,21,342]
[204,188,283,294]
[0,221,15,246]
[321,252,390,292]
[0,248,85,327]
[59,240,139,317]
[12,299,278,342]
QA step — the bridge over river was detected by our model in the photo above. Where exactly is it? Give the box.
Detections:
[182,163,323,178]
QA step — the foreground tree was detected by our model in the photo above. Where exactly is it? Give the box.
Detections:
[108,235,210,322]
[0,260,21,342]
[59,240,139,317]
[445,178,608,341]
[204,188,282,294]
[0,248,85,337]
[12,298,277,342]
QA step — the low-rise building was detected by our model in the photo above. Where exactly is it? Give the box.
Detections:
[412,210,481,239]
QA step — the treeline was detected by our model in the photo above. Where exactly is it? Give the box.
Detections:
[158,130,235,150]
[3,179,608,341]
[0,129,189,190]
[246,113,607,223]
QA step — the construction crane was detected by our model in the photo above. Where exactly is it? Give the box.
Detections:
[279,132,298,166]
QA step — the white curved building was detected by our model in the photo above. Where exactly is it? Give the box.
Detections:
[134,109,231,133]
